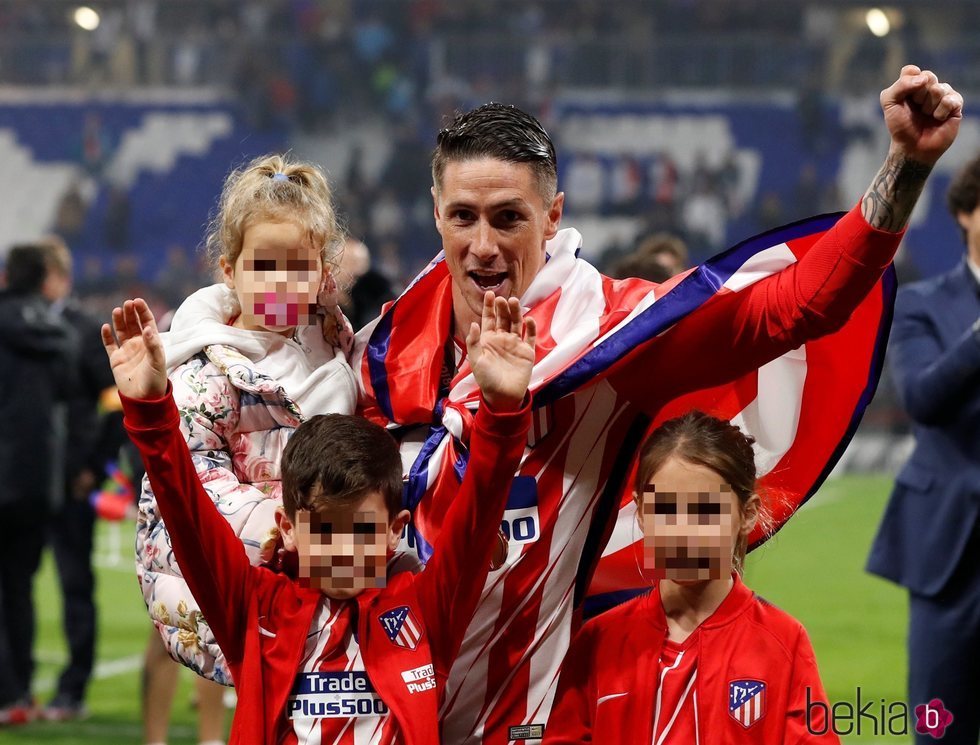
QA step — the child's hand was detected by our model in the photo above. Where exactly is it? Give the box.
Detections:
[465,291,536,411]
[101,298,168,400]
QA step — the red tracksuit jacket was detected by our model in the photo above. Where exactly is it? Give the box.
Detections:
[122,388,530,745]
[545,575,841,744]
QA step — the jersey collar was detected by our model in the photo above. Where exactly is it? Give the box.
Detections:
[642,572,755,632]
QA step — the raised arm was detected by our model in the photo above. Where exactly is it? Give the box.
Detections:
[861,65,961,231]
[414,292,535,677]
[103,299,252,666]
[609,67,963,411]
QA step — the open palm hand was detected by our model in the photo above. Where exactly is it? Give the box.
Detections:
[465,292,536,411]
[100,298,168,400]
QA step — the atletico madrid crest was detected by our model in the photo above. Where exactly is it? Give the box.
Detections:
[729,679,766,728]
[379,606,423,650]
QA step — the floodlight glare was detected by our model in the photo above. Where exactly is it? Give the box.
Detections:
[74,6,100,31]
[866,8,891,37]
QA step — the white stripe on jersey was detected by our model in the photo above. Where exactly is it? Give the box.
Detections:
[441,383,630,742]
[652,650,685,741]
[694,692,700,745]
[302,600,343,667]
[437,393,598,735]
[654,670,697,745]
[521,392,632,730]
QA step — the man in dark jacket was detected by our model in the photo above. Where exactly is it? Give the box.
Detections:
[0,243,78,725]
[867,153,980,744]
[36,237,115,721]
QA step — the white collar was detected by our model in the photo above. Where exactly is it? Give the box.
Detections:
[162,283,333,372]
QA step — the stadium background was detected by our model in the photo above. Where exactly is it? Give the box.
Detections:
[1,1,976,742]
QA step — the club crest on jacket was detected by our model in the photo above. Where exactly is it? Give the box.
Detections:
[379,606,422,650]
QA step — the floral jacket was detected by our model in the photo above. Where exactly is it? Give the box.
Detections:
[137,284,356,683]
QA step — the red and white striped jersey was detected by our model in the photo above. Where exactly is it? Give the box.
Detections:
[355,207,899,742]
[434,384,647,743]
[283,601,396,745]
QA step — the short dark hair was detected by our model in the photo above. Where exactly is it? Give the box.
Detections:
[281,414,403,520]
[4,243,49,294]
[432,103,558,201]
[947,152,980,243]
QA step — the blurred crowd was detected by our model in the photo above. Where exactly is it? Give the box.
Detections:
[14,0,966,297]
[0,0,968,95]
[2,0,976,116]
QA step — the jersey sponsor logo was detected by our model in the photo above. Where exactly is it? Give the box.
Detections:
[396,476,540,567]
[287,672,389,719]
[499,476,540,555]
[729,679,766,728]
[379,605,422,650]
[400,663,437,694]
[508,723,545,740]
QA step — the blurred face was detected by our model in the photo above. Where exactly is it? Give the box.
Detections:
[42,269,72,303]
[433,158,564,332]
[637,457,748,585]
[278,491,410,600]
[221,220,325,334]
[651,249,685,278]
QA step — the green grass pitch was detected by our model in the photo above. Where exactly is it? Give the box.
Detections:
[3,474,909,744]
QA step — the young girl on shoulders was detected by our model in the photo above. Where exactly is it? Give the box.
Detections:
[138,154,355,683]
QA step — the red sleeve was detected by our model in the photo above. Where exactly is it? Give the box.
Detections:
[542,625,596,744]
[122,386,252,666]
[413,395,532,678]
[607,205,903,412]
[786,627,841,745]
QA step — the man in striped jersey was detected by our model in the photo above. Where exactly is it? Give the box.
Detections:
[354,66,962,743]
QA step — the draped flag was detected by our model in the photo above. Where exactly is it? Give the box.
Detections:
[585,229,896,616]
[354,211,895,738]
[357,212,894,615]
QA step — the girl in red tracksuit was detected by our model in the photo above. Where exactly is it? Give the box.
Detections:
[545,411,840,744]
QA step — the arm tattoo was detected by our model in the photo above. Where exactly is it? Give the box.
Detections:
[861,152,933,232]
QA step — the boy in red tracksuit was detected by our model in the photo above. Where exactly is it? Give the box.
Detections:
[102,292,535,745]
[545,411,840,744]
